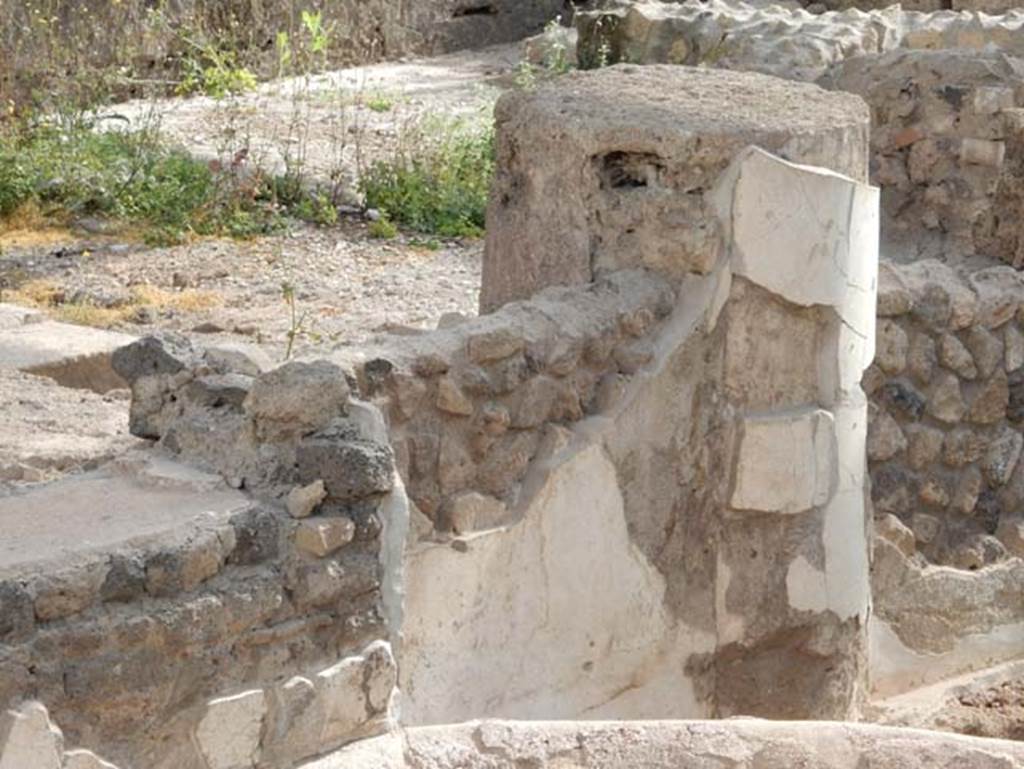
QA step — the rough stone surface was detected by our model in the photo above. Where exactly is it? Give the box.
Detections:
[309,719,1024,769]
[482,64,869,310]
[0,304,133,393]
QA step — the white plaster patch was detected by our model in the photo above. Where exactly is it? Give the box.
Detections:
[786,556,828,613]
[720,147,879,340]
[870,617,1024,698]
[822,400,870,621]
[400,443,707,724]
[731,409,836,514]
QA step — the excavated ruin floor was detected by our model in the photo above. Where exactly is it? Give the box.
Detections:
[5,22,1024,761]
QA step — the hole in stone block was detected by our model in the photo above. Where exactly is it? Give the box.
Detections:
[596,151,665,189]
[453,3,498,17]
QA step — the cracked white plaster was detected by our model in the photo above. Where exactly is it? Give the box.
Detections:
[714,146,878,337]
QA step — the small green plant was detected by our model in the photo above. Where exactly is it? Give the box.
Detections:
[281,280,311,360]
[177,36,257,98]
[365,94,395,113]
[294,191,338,226]
[359,115,494,238]
[368,216,398,239]
[514,60,537,91]
[408,237,442,251]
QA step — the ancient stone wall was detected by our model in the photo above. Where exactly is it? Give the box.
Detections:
[865,258,1024,696]
[390,66,879,723]
[821,50,1024,266]
[0,337,404,768]
[576,1,1024,81]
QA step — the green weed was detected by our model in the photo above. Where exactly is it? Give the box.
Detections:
[359,115,494,238]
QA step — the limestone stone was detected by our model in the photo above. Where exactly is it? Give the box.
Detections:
[466,329,524,363]
[245,360,349,439]
[861,364,885,396]
[963,326,1004,379]
[876,514,916,558]
[1006,324,1024,372]
[877,263,913,316]
[876,321,909,374]
[441,492,508,534]
[907,424,945,470]
[900,260,976,331]
[316,657,368,746]
[203,343,273,377]
[435,376,474,417]
[911,512,942,544]
[919,475,951,508]
[969,371,1010,424]
[944,427,988,467]
[996,517,1024,557]
[873,465,914,516]
[907,332,938,384]
[983,427,1024,487]
[0,702,62,769]
[287,480,327,519]
[731,410,835,514]
[952,467,984,515]
[867,407,907,462]
[195,690,266,769]
[971,266,1024,328]
[295,517,356,558]
[927,372,966,423]
[31,562,108,622]
[938,334,977,379]
[510,376,563,429]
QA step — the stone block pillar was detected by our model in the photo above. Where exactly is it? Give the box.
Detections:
[712,148,878,718]
[480,65,878,720]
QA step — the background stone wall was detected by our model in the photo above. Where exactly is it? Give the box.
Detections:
[868,259,1024,569]
[821,49,1024,266]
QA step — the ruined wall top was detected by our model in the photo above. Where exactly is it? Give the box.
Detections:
[481,64,869,311]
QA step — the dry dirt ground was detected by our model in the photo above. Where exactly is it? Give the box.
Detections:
[0,46,526,359]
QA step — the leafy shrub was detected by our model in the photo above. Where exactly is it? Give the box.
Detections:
[0,117,339,243]
[359,116,494,238]
[368,216,398,239]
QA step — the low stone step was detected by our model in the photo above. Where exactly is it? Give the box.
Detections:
[0,304,134,393]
